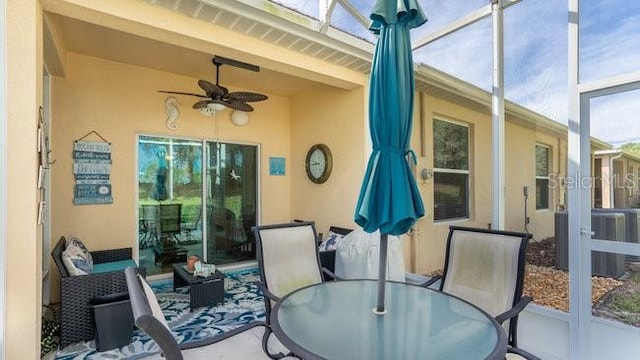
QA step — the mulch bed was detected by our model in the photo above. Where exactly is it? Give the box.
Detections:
[525,237,632,320]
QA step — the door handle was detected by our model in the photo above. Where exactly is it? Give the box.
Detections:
[580,227,595,236]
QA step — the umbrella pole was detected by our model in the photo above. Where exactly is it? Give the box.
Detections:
[374,233,389,315]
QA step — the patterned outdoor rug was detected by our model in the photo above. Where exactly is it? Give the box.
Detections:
[55,266,265,359]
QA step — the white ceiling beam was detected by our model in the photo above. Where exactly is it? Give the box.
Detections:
[319,0,338,33]
[413,5,491,51]
[577,72,640,98]
[412,0,523,51]
[336,0,371,32]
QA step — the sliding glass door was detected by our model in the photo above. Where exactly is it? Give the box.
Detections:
[137,135,258,276]
[205,141,258,265]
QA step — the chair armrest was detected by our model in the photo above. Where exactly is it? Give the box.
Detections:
[90,247,133,264]
[254,281,281,302]
[507,346,541,360]
[495,296,532,325]
[420,275,441,288]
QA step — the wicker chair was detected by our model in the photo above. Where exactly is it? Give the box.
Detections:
[51,236,146,348]
[424,226,540,360]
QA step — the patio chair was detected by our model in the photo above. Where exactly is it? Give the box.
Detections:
[181,206,202,242]
[158,203,182,243]
[252,221,337,359]
[124,267,272,360]
[423,226,540,360]
[140,204,159,247]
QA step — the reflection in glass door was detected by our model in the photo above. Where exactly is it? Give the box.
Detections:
[137,136,258,276]
[205,141,258,265]
[138,136,203,276]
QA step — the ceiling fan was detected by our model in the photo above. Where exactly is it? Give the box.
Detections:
[158,56,268,112]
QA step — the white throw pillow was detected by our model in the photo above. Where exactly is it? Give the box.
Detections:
[66,236,94,272]
[61,246,92,276]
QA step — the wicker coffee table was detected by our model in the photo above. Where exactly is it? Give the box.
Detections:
[171,263,225,311]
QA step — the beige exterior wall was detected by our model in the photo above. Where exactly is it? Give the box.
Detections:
[48,52,303,300]
[289,85,366,235]
[6,1,43,358]
[411,94,494,273]
[410,94,568,274]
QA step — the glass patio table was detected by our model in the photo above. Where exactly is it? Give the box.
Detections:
[271,280,507,360]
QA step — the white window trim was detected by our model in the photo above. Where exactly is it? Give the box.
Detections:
[433,118,471,222]
[535,143,551,210]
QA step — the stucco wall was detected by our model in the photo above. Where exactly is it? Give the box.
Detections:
[289,84,366,236]
[411,94,567,274]
[49,52,295,300]
[6,1,43,358]
[412,94,494,273]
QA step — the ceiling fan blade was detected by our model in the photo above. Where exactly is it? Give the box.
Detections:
[226,92,268,102]
[225,101,254,112]
[158,90,208,98]
[193,100,213,109]
[197,80,225,97]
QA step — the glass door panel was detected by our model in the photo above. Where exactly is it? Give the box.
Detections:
[206,142,258,264]
[138,135,203,276]
[587,89,640,332]
[205,141,258,265]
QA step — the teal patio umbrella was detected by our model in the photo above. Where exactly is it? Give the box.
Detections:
[354,0,426,314]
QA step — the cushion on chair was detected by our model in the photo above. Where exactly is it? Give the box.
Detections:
[66,236,94,270]
[93,259,138,274]
[61,246,92,276]
[138,274,170,331]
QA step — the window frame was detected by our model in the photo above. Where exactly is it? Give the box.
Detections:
[535,143,551,210]
[432,118,471,222]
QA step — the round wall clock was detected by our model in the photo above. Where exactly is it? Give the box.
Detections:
[305,144,333,184]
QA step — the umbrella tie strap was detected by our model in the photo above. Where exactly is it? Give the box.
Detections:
[374,147,418,165]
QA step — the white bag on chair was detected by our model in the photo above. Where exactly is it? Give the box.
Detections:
[334,227,405,282]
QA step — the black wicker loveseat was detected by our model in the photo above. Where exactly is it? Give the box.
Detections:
[51,236,146,348]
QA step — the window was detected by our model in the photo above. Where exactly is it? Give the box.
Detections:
[535,144,550,210]
[433,119,469,221]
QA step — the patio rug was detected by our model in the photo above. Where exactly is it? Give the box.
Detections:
[54,266,265,359]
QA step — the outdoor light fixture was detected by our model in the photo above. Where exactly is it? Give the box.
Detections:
[230,110,249,126]
[209,103,226,111]
[199,102,226,117]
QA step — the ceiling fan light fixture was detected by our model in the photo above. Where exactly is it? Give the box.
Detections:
[231,110,250,126]
[208,102,226,111]
[199,106,216,117]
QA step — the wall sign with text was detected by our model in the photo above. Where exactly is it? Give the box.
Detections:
[73,140,113,205]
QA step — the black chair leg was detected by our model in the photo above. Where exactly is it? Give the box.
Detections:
[261,326,295,359]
